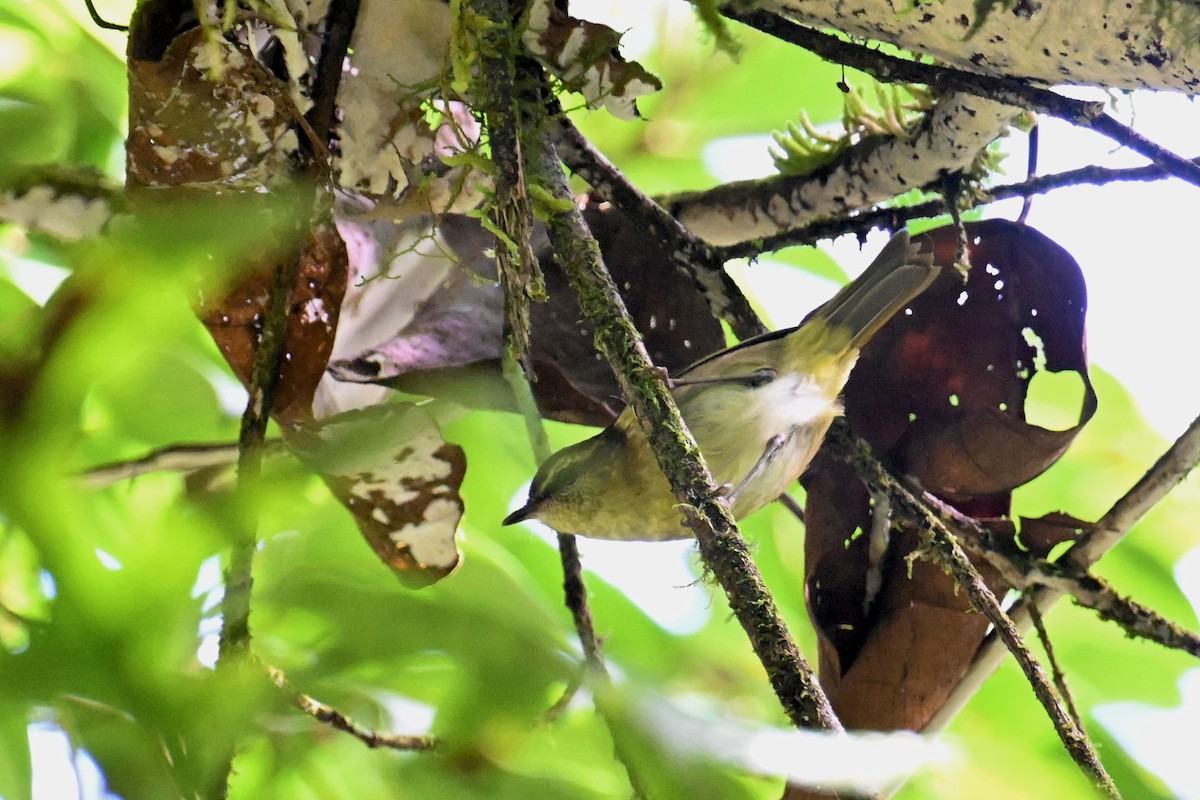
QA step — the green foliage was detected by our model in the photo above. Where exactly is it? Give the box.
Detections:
[1,3,1197,800]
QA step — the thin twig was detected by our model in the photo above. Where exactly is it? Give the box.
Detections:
[1029,604,1086,732]
[922,521,1119,798]
[1074,410,1200,568]
[84,0,128,31]
[211,256,295,798]
[543,665,588,722]
[723,8,1200,189]
[81,441,286,488]
[710,156,1200,259]
[472,0,607,678]
[472,5,643,793]
[305,0,363,152]
[269,668,437,751]
[915,491,1200,658]
[501,352,608,671]
[552,115,768,340]
[776,492,806,525]
[216,260,292,665]
[525,100,842,735]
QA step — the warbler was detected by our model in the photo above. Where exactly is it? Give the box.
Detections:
[503,231,938,541]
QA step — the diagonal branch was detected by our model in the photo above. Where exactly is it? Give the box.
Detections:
[551,115,767,340]
[924,409,1200,732]
[826,423,1119,797]
[270,668,437,751]
[723,8,1200,189]
[524,97,842,736]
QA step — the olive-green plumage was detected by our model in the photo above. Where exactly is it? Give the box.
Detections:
[503,231,938,540]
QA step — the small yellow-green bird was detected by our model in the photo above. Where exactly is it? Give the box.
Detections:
[503,231,938,541]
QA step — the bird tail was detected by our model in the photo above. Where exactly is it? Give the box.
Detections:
[815,231,939,350]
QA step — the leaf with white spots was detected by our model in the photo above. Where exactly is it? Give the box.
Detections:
[520,0,661,120]
[287,403,466,587]
[127,28,300,191]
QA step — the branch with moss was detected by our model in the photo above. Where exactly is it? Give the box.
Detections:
[824,423,1119,797]
[522,101,842,735]
[931,408,1200,731]
[913,489,1200,660]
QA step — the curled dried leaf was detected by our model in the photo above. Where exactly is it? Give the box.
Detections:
[521,0,662,119]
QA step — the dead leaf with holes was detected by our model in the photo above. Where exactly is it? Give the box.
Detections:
[803,220,1095,732]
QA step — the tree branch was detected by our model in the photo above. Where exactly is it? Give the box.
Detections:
[915,490,1200,660]
[269,668,437,751]
[523,100,841,735]
[724,8,1200,190]
[472,0,609,681]
[747,0,1200,93]
[663,90,1017,246]
[940,409,1200,729]
[1029,604,1086,732]
[826,423,1119,797]
[551,115,768,339]
[710,157,1200,260]
[211,248,296,799]
[305,0,363,153]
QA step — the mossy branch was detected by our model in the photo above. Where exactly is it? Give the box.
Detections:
[522,90,841,735]
[826,421,1120,797]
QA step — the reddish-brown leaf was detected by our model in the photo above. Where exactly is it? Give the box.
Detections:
[127,23,347,423]
[804,220,1094,732]
[201,219,347,423]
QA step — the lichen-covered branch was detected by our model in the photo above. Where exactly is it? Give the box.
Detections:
[711,158,1198,260]
[666,92,1017,246]
[750,0,1200,92]
[524,100,841,734]
[724,8,1200,190]
[551,115,767,340]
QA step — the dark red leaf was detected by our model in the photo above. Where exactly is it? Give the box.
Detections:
[804,220,1095,732]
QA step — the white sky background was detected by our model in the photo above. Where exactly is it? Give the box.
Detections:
[22,2,1200,798]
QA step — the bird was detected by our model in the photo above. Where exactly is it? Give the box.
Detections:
[503,230,938,541]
